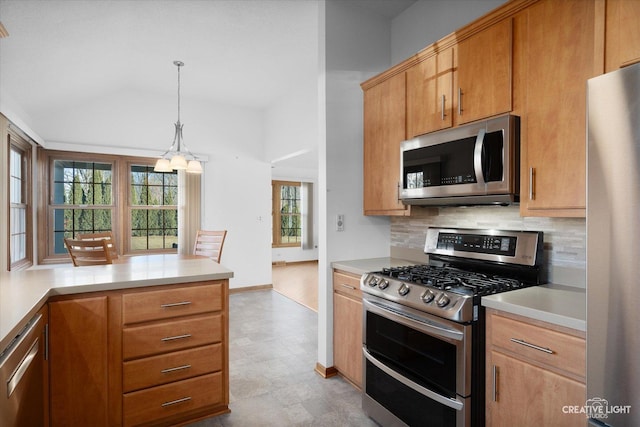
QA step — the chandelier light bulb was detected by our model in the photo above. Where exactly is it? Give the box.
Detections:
[154,60,202,173]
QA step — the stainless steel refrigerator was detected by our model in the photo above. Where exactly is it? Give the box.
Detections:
[587,62,640,426]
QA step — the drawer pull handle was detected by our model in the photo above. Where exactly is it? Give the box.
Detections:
[161,301,192,308]
[161,334,192,342]
[161,364,192,374]
[340,284,356,290]
[510,338,554,354]
[161,396,192,407]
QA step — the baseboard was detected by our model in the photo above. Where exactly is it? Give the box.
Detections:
[272,260,319,267]
[229,284,273,294]
[314,362,338,378]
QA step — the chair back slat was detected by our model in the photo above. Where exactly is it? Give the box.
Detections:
[64,238,113,266]
[193,230,227,263]
[76,231,118,259]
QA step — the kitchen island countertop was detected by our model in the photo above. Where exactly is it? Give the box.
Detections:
[0,255,233,351]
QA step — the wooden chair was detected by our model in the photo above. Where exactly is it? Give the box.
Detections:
[64,238,113,266]
[193,230,227,263]
[76,231,118,259]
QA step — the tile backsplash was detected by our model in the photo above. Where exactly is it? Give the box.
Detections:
[391,205,586,287]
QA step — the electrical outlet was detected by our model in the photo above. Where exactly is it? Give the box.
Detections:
[336,214,344,231]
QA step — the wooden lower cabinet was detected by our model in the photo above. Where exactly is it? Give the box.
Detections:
[486,309,586,427]
[332,270,363,388]
[48,280,229,427]
[123,372,224,427]
[49,296,112,427]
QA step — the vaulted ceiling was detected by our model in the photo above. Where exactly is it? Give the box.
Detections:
[0,0,415,158]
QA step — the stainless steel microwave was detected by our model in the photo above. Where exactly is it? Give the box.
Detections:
[400,114,520,206]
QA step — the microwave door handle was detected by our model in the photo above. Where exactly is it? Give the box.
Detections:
[473,128,487,185]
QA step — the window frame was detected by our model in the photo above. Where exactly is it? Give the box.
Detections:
[8,131,33,270]
[272,180,302,248]
[125,161,179,253]
[38,150,179,264]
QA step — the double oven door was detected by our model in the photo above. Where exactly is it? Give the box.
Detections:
[362,294,472,427]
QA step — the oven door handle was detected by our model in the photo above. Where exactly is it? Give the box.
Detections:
[363,298,464,342]
[363,348,464,411]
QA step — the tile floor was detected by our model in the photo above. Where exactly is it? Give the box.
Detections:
[188,290,377,427]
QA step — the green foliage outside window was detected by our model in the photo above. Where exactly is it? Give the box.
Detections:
[130,165,178,250]
[279,184,301,244]
[52,161,113,254]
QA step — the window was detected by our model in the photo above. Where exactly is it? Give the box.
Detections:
[9,134,33,270]
[272,180,301,247]
[39,151,183,263]
[129,165,178,251]
[51,160,114,255]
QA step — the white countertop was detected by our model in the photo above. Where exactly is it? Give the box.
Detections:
[0,255,234,350]
[482,284,586,331]
[331,257,422,276]
[332,257,586,332]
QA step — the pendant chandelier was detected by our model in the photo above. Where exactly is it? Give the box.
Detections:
[154,60,202,174]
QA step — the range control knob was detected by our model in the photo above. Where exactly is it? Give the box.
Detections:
[436,293,450,308]
[421,289,435,303]
[398,283,410,296]
[368,277,379,287]
[378,279,390,290]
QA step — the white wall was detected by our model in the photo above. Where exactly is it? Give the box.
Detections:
[319,0,396,369]
[265,76,320,264]
[203,154,273,289]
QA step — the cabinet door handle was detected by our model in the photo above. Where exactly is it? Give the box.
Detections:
[441,94,446,121]
[492,364,498,402]
[529,167,535,200]
[510,338,554,354]
[161,333,192,342]
[458,88,463,116]
[161,396,192,407]
[340,284,356,290]
[161,364,192,374]
[161,301,192,308]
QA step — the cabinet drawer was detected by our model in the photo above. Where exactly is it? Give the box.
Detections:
[122,283,222,325]
[123,344,222,392]
[123,314,222,360]
[333,271,362,300]
[123,372,223,427]
[490,313,585,378]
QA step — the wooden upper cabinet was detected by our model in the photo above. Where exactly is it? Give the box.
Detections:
[605,0,640,71]
[363,72,409,216]
[456,18,513,125]
[406,47,454,137]
[519,0,599,217]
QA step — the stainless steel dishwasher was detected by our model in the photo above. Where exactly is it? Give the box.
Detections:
[0,310,47,427]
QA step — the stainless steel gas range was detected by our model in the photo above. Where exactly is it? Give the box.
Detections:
[361,227,544,427]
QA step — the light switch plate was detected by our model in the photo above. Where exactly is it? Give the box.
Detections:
[336,214,344,231]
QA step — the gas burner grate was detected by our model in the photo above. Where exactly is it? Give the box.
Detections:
[379,265,529,297]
